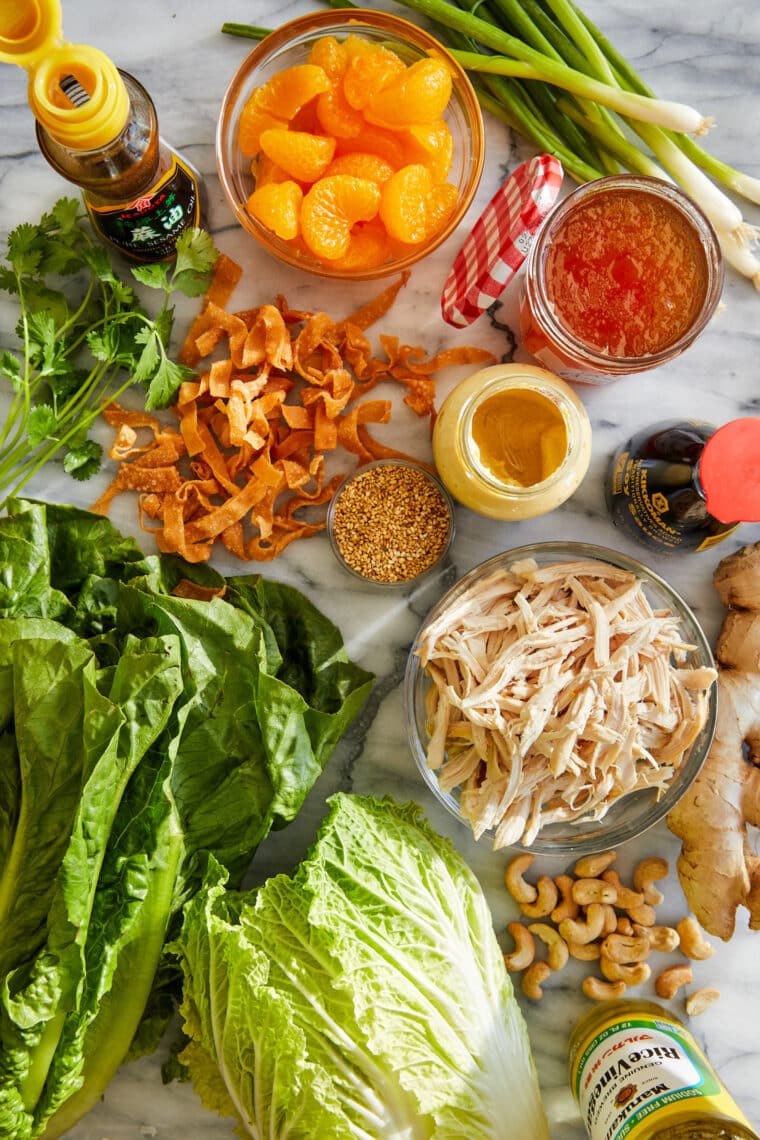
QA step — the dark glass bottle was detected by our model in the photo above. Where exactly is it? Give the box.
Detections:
[36,68,204,262]
[0,6,203,262]
[606,419,760,554]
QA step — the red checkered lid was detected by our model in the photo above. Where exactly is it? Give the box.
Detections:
[441,153,564,328]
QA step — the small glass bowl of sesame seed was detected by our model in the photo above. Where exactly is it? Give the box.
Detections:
[326,459,455,587]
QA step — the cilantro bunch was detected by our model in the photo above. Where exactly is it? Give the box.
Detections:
[0,197,217,507]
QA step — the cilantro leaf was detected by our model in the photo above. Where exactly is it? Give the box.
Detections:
[7,223,44,276]
[50,197,82,233]
[131,263,171,291]
[26,404,58,446]
[169,228,219,297]
[48,365,87,402]
[174,227,218,279]
[0,352,22,391]
[63,439,103,481]
[153,305,174,347]
[144,356,193,410]
[19,280,70,325]
[132,329,161,383]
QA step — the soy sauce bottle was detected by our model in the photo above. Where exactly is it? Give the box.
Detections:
[606,418,760,554]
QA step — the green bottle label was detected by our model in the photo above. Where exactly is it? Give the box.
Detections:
[572,1014,753,1140]
[87,154,200,260]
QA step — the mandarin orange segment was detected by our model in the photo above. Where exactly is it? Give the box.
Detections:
[247,181,304,241]
[343,34,377,60]
[342,45,406,110]
[316,84,364,139]
[364,58,453,129]
[238,97,286,158]
[254,64,331,118]
[307,35,348,80]
[290,99,320,135]
[425,181,459,237]
[334,124,407,170]
[259,129,336,184]
[332,219,392,271]
[402,121,454,183]
[379,163,433,244]
[251,154,293,188]
[301,175,381,261]
[325,152,395,184]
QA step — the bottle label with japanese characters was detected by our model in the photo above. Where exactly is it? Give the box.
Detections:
[86,154,200,260]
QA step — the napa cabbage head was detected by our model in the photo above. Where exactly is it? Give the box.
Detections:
[174,794,550,1140]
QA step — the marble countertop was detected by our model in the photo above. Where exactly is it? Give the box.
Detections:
[2,0,760,1136]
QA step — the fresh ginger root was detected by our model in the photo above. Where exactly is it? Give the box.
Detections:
[668,543,760,940]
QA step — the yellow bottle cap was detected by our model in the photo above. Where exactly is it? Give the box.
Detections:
[0,0,130,150]
[0,0,62,67]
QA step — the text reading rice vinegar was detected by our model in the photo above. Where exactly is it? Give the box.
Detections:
[568,1001,758,1140]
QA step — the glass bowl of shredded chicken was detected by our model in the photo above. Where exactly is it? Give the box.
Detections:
[404,542,718,856]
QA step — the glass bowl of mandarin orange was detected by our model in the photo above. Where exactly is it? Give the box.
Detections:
[216,9,485,279]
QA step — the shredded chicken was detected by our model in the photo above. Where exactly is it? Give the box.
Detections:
[416,558,717,848]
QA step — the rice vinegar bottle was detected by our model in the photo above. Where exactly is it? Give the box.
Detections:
[568,1000,759,1140]
[0,0,203,261]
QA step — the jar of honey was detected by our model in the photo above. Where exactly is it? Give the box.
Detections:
[431,363,592,519]
[519,176,724,384]
[569,1000,759,1140]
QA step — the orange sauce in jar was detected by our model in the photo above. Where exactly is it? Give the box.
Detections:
[519,176,724,384]
[544,188,708,358]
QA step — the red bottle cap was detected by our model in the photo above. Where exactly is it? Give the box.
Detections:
[700,417,760,523]
[440,153,563,328]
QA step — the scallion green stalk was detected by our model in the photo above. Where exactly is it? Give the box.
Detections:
[388,0,711,133]
[450,50,710,134]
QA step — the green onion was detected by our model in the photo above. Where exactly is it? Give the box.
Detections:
[220,22,271,41]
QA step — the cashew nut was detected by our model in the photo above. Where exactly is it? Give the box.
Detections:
[616,916,634,936]
[602,903,618,936]
[582,976,627,1002]
[559,902,607,945]
[503,922,536,972]
[505,853,537,905]
[574,850,617,878]
[655,964,693,1000]
[627,902,657,927]
[600,958,652,987]
[633,856,669,906]
[520,875,559,919]
[601,933,651,964]
[676,916,715,961]
[551,874,580,924]
[522,961,552,1000]
[601,869,645,911]
[636,924,680,953]
[685,987,721,1017]
[572,877,618,906]
[528,923,570,971]
[568,939,602,961]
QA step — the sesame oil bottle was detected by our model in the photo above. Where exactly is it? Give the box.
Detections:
[0,0,203,261]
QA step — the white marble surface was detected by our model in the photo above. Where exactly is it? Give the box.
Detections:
[2,0,760,1136]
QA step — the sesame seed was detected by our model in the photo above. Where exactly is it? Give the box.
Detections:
[331,463,452,584]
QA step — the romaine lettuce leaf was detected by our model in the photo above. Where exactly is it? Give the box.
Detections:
[175,795,550,1140]
[0,501,373,1140]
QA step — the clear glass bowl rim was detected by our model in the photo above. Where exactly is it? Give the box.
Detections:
[403,540,718,856]
[215,8,486,280]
